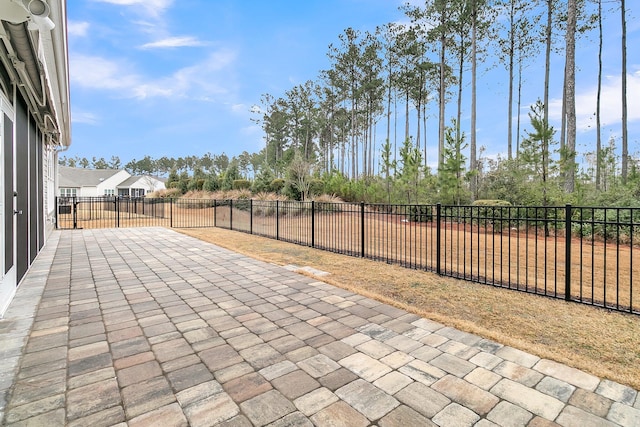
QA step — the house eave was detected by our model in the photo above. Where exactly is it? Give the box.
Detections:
[0,0,70,148]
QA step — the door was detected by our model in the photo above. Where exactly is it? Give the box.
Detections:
[0,96,16,317]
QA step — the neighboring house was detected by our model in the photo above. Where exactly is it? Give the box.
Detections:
[117,175,165,197]
[58,166,131,197]
[0,1,71,316]
[58,166,166,198]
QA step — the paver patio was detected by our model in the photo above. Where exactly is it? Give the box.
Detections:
[1,227,639,426]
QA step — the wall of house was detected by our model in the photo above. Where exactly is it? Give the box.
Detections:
[15,95,47,282]
[97,170,131,196]
[44,146,56,234]
[128,177,166,194]
[79,186,98,197]
[1,83,54,316]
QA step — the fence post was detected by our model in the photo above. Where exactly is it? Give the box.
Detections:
[55,197,59,229]
[250,199,253,234]
[230,199,233,230]
[213,199,217,227]
[436,203,442,275]
[565,204,572,301]
[311,201,315,248]
[70,196,76,229]
[276,200,280,240]
[115,196,119,228]
[169,198,173,228]
[361,202,365,258]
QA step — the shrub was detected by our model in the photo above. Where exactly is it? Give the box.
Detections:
[147,188,182,198]
[252,192,288,216]
[232,179,251,190]
[471,199,513,231]
[408,205,433,222]
[471,199,512,207]
[203,176,220,192]
[182,190,214,200]
[179,190,214,209]
[226,189,252,200]
[253,192,287,201]
[253,166,276,193]
[270,178,285,194]
[187,178,205,191]
[283,180,302,201]
[311,194,345,212]
[309,179,324,197]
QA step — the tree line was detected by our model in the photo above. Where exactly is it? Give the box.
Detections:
[247,0,637,205]
[58,152,260,178]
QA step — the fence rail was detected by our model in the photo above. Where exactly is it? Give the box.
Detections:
[56,197,639,315]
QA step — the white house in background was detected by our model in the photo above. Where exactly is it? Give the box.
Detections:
[58,166,165,198]
[58,166,130,197]
[117,175,165,197]
[0,0,71,316]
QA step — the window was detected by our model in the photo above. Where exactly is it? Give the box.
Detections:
[60,188,77,197]
[132,188,145,197]
[118,188,129,197]
[103,189,114,196]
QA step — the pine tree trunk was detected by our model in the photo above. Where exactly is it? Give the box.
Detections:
[438,14,446,170]
[507,1,515,161]
[621,0,628,183]
[564,0,577,193]
[470,0,478,201]
[543,0,553,179]
[596,0,603,190]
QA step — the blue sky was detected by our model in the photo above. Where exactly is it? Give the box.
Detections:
[66,0,639,171]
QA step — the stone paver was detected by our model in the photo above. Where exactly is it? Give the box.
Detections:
[0,228,638,427]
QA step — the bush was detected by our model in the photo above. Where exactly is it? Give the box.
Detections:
[470,200,514,231]
[471,199,512,207]
[270,178,285,194]
[227,189,252,200]
[187,178,205,191]
[283,180,302,201]
[232,179,251,190]
[203,176,220,192]
[309,179,324,196]
[253,192,288,216]
[408,205,433,222]
[182,190,214,200]
[147,188,182,198]
[312,194,345,212]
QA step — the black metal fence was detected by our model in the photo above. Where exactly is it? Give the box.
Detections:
[55,197,639,315]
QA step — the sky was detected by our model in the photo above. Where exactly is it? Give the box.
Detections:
[66,0,639,171]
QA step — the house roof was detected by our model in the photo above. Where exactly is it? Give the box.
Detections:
[117,176,141,188]
[59,166,124,187]
[117,175,166,188]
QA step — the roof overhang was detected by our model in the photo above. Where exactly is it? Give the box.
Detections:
[0,0,70,148]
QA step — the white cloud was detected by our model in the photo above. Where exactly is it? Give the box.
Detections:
[68,21,90,37]
[231,104,247,113]
[70,55,139,91]
[91,0,173,18]
[139,36,208,49]
[71,49,238,102]
[548,70,640,132]
[72,111,99,125]
[240,124,261,136]
[134,49,237,100]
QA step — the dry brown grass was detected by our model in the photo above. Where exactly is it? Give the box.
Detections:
[178,226,640,390]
